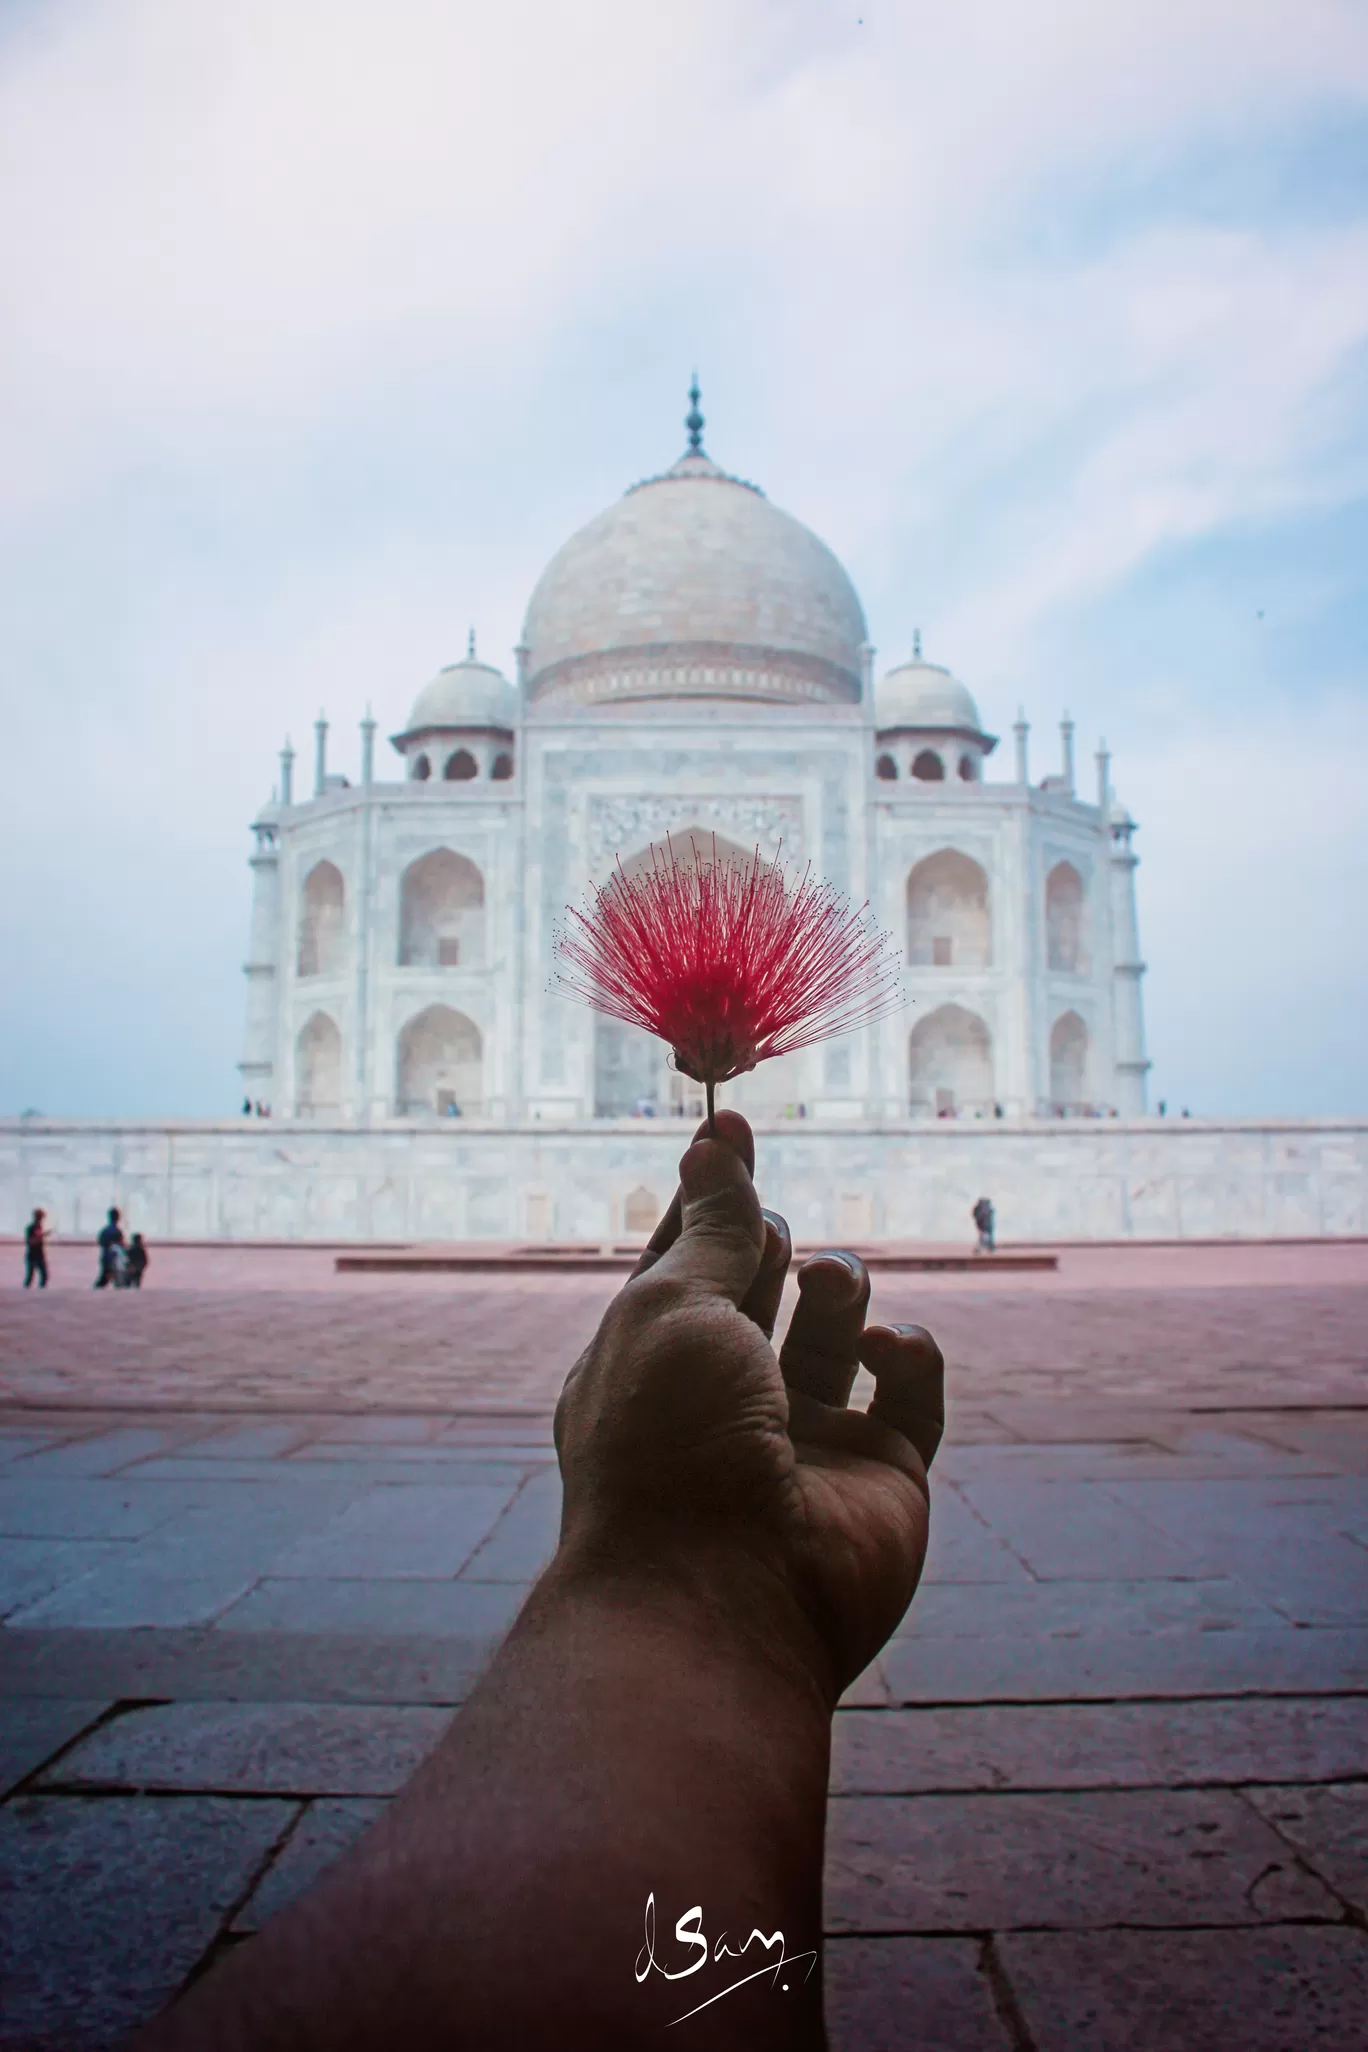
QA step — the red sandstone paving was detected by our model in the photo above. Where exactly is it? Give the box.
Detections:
[2,1241,1366,1416]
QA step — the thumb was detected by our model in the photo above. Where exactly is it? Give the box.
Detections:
[647,1131,766,1305]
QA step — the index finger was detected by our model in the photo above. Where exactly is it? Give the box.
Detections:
[631,1109,754,1280]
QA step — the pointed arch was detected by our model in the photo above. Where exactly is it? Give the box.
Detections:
[1046,861,1088,973]
[295,1010,342,1115]
[297,861,346,978]
[909,1004,993,1117]
[907,850,991,968]
[1050,1010,1090,1111]
[396,1004,483,1116]
[398,849,486,968]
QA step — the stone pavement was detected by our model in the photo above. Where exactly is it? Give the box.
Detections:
[1,1244,1367,2047]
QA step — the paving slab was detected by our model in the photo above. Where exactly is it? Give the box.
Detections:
[460,1468,563,1582]
[831,1696,1368,1794]
[44,1700,455,1795]
[233,1795,389,1933]
[824,1936,1009,2051]
[824,1790,1339,1931]
[0,1627,492,1704]
[880,1622,1368,1702]
[213,1574,527,1637]
[0,1476,181,1539]
[0,1699,109,1795]
[998,1926,1368,2052]
[1245,1782,1368,1914]
[951,1477,1196,1580]
[0,1536,126,1619]
[6,1494,363,1629]
[0,1793,296,2050]
[270,1481,517,1579]
[920,1487,1034,1585]
[7,1427,189,1477]
[891,1573,1287,1642]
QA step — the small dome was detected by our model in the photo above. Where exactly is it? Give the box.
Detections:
[520,446,868,710]
[876,658,983,734]
[403,657,518,735]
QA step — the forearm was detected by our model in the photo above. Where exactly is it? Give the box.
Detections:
[142,1548,834,2051]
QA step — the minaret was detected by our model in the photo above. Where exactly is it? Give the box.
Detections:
[239,813,282,1109]
[1095,739,1110,812]
[1060,713,1076,794]
[1108,802,1151,1114]
[360,707,376,789]
[314,711,328,798]
[279,738,295,808]
[1014,707,1030,786]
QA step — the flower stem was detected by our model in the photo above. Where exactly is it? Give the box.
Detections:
[705,1077,717,1137]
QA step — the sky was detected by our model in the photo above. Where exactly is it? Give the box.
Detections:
[1,0,1366,1119]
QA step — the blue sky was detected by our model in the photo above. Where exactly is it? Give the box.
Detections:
[1,0,1365,1118]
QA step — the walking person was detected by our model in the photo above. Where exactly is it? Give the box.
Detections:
[125,1232,149,1289]
[971,1194,996,1254]
[23,1209,50,1289]
[93,1208,124,1289]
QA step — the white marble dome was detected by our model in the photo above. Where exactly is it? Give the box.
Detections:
[403,655,518,734]
[520,449,868,711]
[876,657,983,734]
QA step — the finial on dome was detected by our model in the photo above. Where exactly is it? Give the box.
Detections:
[467,626,477,661]
[685,373,704,453]
[912,628,922,661]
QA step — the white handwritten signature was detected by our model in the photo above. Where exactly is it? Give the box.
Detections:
[635,1892,818,2026]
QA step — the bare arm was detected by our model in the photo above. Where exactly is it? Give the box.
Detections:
[139,1115,943,2050]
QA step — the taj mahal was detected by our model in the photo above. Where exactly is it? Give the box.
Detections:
[240,388,1149,1141]
[4,394,1362,1244]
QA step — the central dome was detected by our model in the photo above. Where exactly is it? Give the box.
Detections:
[520,428,868,711]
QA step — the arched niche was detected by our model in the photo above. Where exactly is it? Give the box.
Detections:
[958,754,979,782]
[907,850,991,968]
[296,1010,342,1115]
[594,1018,665,1117]
[396,1004,483,1116]
[622,1186,659,1235]
[1049,1009,1089,1111]
[412,753,431,781]
[616,826,762,884]
[444,748,478,781]
[491,751,514,781]
[1046,861,1089,973]
[911,749,945,782]
[297,861,346,978]
[909,1004,993,1117]
[875,753,898,781]
[592,830,781,1119]
[398,849,485,969]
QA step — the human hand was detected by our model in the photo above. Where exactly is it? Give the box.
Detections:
[553,1112,943,1704]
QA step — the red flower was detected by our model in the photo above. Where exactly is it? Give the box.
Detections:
[555,839,903,1127]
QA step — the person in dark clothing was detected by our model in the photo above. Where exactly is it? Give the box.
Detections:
[94,1208,124,1288]
[242,1097,252,1115]
[125,1233,149,1288]
[24,1209,49,1288]
[971,1195,996,1254]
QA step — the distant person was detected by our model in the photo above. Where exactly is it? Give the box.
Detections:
[994,1101,1004,1119]
[24,1209,50,1289]
[1158,1099,1167,1116]
[94,1208,124,1289]
[242,1097,252,1115]
[125,1233,149,1289]
[972,1195,995,1254]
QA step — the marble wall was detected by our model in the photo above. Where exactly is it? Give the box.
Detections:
[4,1118,1364,1245]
